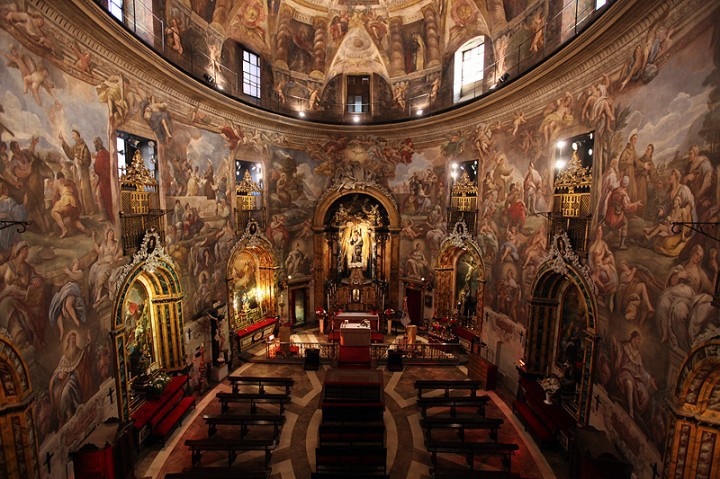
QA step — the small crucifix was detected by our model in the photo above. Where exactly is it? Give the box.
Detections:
[44,452,53,474]
[594,393,600,411]
[187,328,192,341]
[651,463,659,479]
[107,387,115,404]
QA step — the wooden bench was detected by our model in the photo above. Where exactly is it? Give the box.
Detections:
[312,473,389,479]
[426,441,519,472]
[203,414,285,438]
[315,446,387,475]
[152,396,195,443]
[164,467,270,479]
[417,395,490,418]
[414,380,485,398]
[321,403,385,424]
[185,437,276,468]
[227,375,294,395]
[216,392,290,415]
[431,470,523,479]
[318,423,385,447]
[421,416,503,442]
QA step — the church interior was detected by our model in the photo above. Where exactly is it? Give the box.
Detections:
[0,0,719,478]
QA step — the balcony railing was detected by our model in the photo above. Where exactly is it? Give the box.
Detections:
[98,0,614,124]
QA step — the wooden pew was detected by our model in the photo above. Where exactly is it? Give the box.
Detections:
[203,413,285,438]
[321,403,385,425]
[431,470,523,479]
[318,423,385,447]
[414,379,485,398]
[312,473,389,479]
[417,395,490,417]
[315,446,387,475]
[421,416,503,442]
[164,467,270,479]
[227,375,295,395]
[216,392,290,415]
[426,441,519,472]
[185,437,276,468]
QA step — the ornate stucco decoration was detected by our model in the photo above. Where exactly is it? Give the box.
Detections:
[444,219,474,249]
[225,219,279,273]
[237,219,272,248]
[692,328,720,349]
[331,196,387,229]
[541,232,597,295]
[112,229,174,296]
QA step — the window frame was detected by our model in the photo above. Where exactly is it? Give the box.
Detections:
[453,36,485,103]
[242,49,261,99]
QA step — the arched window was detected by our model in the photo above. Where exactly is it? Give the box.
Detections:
[454,36,485,103]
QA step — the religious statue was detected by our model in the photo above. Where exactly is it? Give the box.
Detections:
[340,221,371,272]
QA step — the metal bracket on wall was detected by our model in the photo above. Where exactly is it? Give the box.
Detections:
[671,222,720,242]
[0,220,30,232]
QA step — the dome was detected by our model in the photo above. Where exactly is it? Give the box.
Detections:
[108,0,610,124]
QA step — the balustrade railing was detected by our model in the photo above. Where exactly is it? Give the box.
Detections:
[265,340,462,364]
[96,0,614,124]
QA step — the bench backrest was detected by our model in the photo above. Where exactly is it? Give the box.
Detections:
[315,446,387,469]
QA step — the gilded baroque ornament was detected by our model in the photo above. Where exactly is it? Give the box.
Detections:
[121,150,157,188]
[554,150,592,192]
[542,232,597,295]
[112,230,173,296]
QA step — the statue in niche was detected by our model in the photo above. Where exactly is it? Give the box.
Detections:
[339,221,373,277]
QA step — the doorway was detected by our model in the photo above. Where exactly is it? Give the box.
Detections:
[289,287,307,327]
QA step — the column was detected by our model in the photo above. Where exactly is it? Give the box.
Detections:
[422,6,441,67]
[274,6,293,69]
[312,16,328,75]
[389,18,405,75]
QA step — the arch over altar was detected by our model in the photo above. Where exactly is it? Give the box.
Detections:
[313,187,400,312]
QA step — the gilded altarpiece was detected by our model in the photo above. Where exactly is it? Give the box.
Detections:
[526,234,597,425]
[664,339,720,478]
[0,336,39,479]
[111,232,185,421]
[226,220,278,328]
[433,220,485,328]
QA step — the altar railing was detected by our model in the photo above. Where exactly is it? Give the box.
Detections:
[265,341,462,364]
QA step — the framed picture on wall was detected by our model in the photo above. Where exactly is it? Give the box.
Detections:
[424,294,432,308]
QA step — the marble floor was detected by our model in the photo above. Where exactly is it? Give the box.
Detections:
[135,332,567,479]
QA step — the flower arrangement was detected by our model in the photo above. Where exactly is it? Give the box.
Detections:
[147,372,171,398]
[539,375,560,394]
[539,375,560,405]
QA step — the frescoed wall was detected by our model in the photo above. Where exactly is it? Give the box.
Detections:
[0,0,718,478]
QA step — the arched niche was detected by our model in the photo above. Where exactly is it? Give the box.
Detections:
[525,238,598,425]
[0,335,39,479]
[312,188,400,311]
[433,220,486,327]
[225,220,279,361]
[111,231,184,421]
[664,338,720,478]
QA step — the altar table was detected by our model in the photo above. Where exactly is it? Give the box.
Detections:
[333,312,380,331]
[340,322,371,347]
